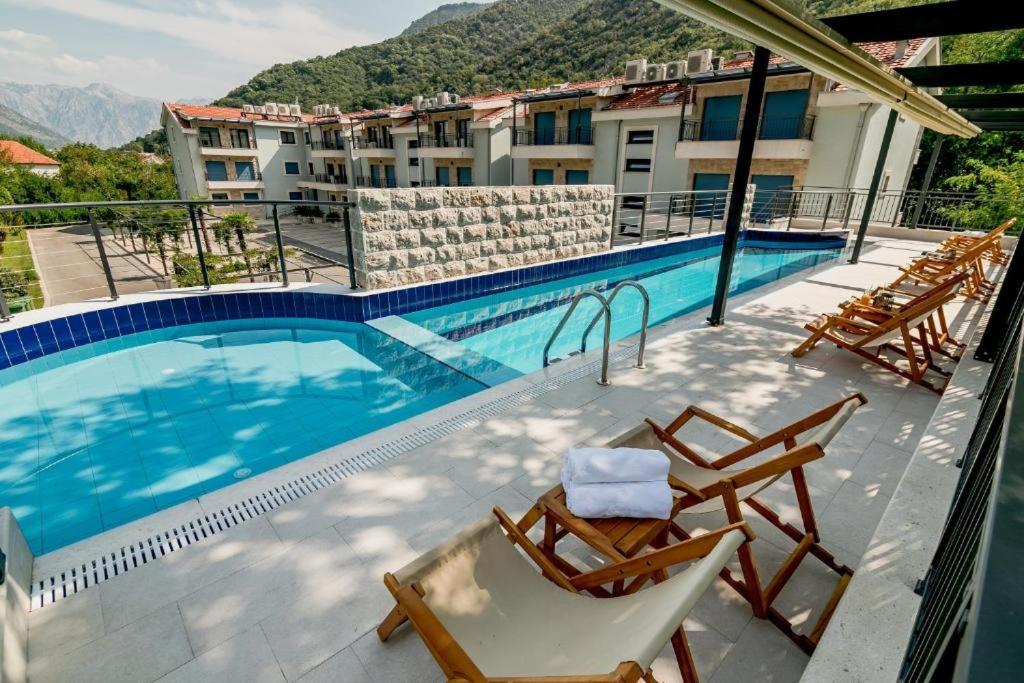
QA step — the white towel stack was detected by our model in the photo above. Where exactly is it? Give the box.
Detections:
[560,447,673,519]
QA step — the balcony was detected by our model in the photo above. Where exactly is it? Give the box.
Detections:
[354,175,398,188]
[675,115,816,160]
[511,126,596,160]
[298,173,349,191]
[198,136,258,156]
[416,133,475,159]
[204,169,262,189]
[310,139,346,155]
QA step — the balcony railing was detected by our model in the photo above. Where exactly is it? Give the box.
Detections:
[199,137,257,150]
[513,126,595,146]
[417,133,474,148]
[354,175,398,188]
[352,136,394,150]
[310,139,345,151]
[205,170,263,182]
[311,173,348,185]
[678,115,816,142]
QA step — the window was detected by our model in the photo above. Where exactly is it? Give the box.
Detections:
[199,126,221,147]
[457,166,472,187]
[230,129,250,148]
[210,192,229,200]
[326,162,334,175]
[234,161,255,180]
[304,131,311,145]
[308,162,314,175]
[457,118,470,144]
[624,158,652,173]
[410,157,420,167]
[627,129,655,144]
[280,130,296,144]
[283,161,300,175]
[205,160,227,181]
[700,95,742,140]
[288,191,302,201]
[565,169,589,185]
[243,192,260,200]
[435,166,451,187]
[532,168,554,185]
[385,165,397,188]
[567,108,592,144]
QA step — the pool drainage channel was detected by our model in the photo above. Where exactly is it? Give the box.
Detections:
[30,342,641,610]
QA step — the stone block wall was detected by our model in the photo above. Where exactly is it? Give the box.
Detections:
[348,185,614,289]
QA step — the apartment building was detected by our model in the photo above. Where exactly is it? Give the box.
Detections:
[163,37,938,207]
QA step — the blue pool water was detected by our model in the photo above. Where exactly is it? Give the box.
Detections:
[0,319,483,554]
[403,244,840,374]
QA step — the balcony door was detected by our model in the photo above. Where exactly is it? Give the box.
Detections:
[534,111,555,145]
[750,174,795,222]
[230,129,250,148]
[456,166,472,187]
[370,164,382,187]
[693,172,729,218]
[457,118,470,146]
[205,160,227,181]
[760,90,809,140]
[385,165,397,188]
[700,96,741,141]
[567,108,592,144]
[199,126,221,147]
[234,161,255,181]
[434,121,448,147]
[435,166,451,187]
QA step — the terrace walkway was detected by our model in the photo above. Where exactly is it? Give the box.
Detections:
[24,237,988,683]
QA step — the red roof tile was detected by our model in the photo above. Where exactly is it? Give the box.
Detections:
[0,140,58,166]
[604,82,690,111]
[166,102,317,124]
[722,38,928,70]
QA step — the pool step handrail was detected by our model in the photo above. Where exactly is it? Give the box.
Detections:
[542,289,612,385]
[581,280,650,370]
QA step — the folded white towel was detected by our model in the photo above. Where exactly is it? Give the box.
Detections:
[565,481,673,520]
[561,447,670,486]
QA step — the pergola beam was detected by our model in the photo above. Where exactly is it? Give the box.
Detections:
[976,122,1024,132]
[821,3,1024,43]
[897,61,1024,88]
[936,92,1024,109]
[958,109,1024,124]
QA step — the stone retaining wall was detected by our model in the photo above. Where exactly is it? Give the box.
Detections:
[348,185,614,289]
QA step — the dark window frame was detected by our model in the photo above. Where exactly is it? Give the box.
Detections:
[627,129,655,144]
[624,158,652,173]
[279,130,297,145]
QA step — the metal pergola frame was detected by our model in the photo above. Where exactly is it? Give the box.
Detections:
[651,0,1022,323]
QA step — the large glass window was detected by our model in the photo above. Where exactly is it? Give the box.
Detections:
[288,191,302,200]
[234,161,255,180]
[565,169,589,185]
[456,166,472,186]
[532,168,554,185]
[627,129,654,144]
[700,95,742,140]
[198,127,221,147]
[204,160,227,181]
[567,108,592,144]
[533,112,555,145]
[435,166,451,187]
[280,130,296,144]
[283,161,300,175]
[760,90,810,139]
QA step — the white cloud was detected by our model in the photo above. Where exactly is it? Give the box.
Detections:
[15,0,375,67]
[52,53,171,78]
[0,28,51,49]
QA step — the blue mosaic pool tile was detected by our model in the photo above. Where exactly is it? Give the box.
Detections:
[142,301,163,329]
[125,304,149,333]
[185,297,202,324]
[281,292,297,318]
[33,321,60,356]
[197,296,215,322]
[0,330,25,366]
[113,306,134,335]
[157,299,177,328]
[98,308,120,339]
[49,317,74,351]
[211,295,229,320]
[170,298,190,325]
[18,325,44,360]
[80,311,104,342]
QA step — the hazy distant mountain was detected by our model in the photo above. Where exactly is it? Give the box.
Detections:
[0,103,70,149]
[0,82,161,148]
[401,2,493,36]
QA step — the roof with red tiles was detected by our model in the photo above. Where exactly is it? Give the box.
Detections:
[722,38,927,70]
[604,82,691,111]
[0,140,59,166]
[166,102,317,125]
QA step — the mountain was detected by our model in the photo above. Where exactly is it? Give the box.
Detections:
[216,0,880,112]
[401,2,493,36]
[0,103,70,149]
[0,82,161,148]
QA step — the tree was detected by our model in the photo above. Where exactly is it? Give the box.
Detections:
[213,212,258,279]
[942,155,1024,235]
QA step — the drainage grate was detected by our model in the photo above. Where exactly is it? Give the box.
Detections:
[31,344,638,609]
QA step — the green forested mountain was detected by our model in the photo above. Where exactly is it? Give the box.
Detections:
[401,2,493,36]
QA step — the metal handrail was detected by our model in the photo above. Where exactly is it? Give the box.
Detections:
[581,281,650,369]
[542,289,612,385]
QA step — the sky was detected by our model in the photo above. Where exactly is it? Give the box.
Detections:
[0,0,485,101]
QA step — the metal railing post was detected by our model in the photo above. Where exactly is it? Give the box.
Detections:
[709,193,718,233]
[821,194,833,231]
[88,208,119,300]
[688,196,696,236]
[272,203,289,287]
[0,288,10,321]
[786,191,797,230]
[188,205,211,289]
[842,190,855,230]
[664,195,675,240]
[342,206,358,289]
[638,197,648,244]
[610,196,619,249]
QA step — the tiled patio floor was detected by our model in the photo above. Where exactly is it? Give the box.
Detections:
[25,238,986,683]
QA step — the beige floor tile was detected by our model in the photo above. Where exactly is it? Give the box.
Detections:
[28,587,105,661]
[708,618,808,683]
[295,647,373,683]
[156,627,285,683]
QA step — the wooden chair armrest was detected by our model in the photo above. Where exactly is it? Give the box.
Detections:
[493,506,578,592]
[726,443,824,490]
[569,522,754,591]
[393,584,486,681]
[540,493,627,561]
[686,406,760,443]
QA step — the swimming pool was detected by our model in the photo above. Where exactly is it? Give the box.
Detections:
[0,319,483,554]
[402,244,840,374]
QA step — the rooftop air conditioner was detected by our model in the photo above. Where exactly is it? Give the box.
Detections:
[645,63,667,82]
[289,104,301,117]
[278,104,291,116]
[733,50,754,61]
[255,105,265,114]
[265,103,278,115]
[548,83,566,92]
[624,58,647,85]
[450,94,460,104]
[686,49,712,74]
[332,106,341,115]
[412,95,425,110]
[711,56,725,71]
[242,104,255,113]
[313,105,322,116]
[438,91,451,106]
[664,61,686,80]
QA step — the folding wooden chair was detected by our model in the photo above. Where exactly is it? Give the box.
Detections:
[936,217,1015,265]
[378,507,753,683]
[890,229,999,301]
[792,275,965,393]
[607,394,866,654]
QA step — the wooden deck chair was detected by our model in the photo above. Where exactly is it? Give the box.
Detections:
[838,273,967,360]
[937,218,1015,265]
[890,229,999,301]
[604,394,866,654]
[792,275,965,393]
[378,507,753,683]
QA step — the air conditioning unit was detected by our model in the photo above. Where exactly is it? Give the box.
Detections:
[548,83,567,92]
[313,105,322,116]
[278,103,291,116]
[255,105,266,114]
[732,50,754,61]
[686,49,712,74]
[264,103,278,115]
[242,104,255,113]
[450,94,460,104]
[411,95,425,110]
[438,91,451,106]
[645,63,667,82]
[332,106,341,115]
[664,61,686,80]
[624,58,647,85]
[711,56,725,71]
[289,104,301,117]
